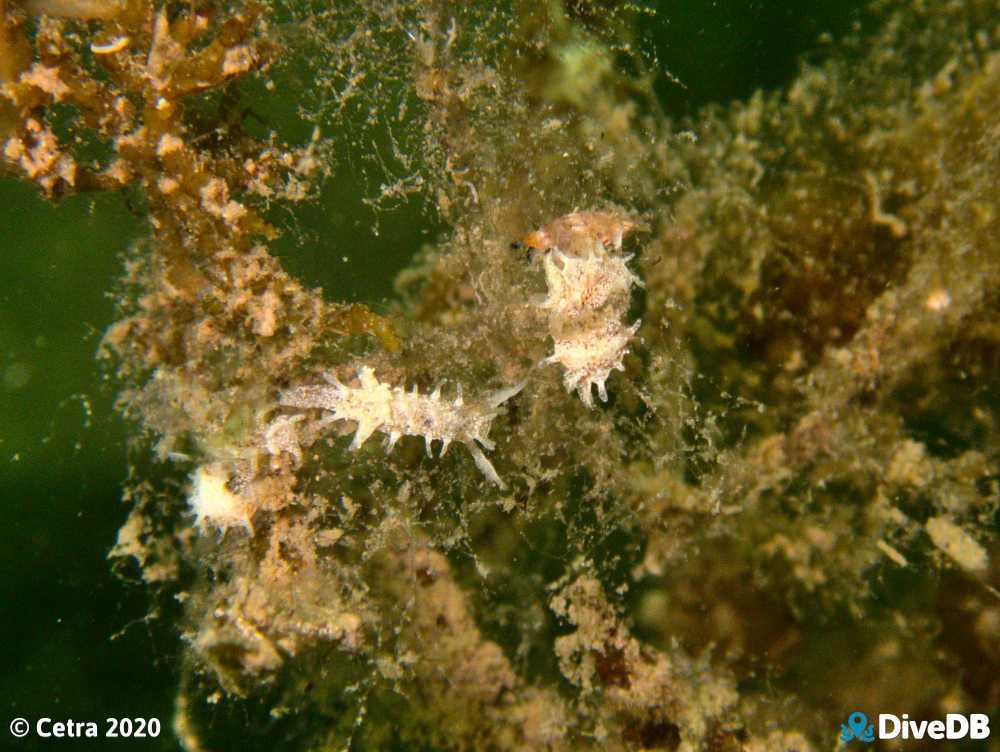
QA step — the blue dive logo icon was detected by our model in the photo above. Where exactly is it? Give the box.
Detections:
[841,712,876,742]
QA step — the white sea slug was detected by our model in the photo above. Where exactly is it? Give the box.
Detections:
[279,366,524,489]
[538,238,642,408]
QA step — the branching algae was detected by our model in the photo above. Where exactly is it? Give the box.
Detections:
[2,0,999,750]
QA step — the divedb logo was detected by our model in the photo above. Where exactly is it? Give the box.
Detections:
[840,712,991,742]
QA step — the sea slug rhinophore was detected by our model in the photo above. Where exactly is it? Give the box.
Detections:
[529,212,642,407]
[279,366,524,488]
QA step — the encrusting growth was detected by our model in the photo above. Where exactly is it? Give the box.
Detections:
[279,365,524,488]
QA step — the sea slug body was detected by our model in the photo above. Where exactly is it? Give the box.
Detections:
[522,211,639,257]
[539,247,640,316]
[545,312,641,407]
[532,212,643,407]
[279,366,523,488]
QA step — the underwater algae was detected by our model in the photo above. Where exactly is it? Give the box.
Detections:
[2,0,1000,749]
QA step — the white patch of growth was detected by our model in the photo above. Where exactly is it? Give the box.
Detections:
[187,464,255,535]
[926,515,989,573]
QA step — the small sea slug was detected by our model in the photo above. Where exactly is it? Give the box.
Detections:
[522,211,639,257]
[529,211,643,407]
[279,366,524,488]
